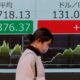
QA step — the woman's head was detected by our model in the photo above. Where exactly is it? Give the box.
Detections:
[28,28,54,53]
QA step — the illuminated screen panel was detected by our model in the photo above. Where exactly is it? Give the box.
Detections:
[37,0,80,34]
[0,0,34,34]
[36,0,80,69]
[0,0,35,68]
[0,0,80,70]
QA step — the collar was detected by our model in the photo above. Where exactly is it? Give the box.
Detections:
[27,45,41,56]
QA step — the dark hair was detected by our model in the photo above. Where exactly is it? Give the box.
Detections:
[27,28,53,44]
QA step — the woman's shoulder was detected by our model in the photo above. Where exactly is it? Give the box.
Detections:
[22,49,37,58]
[18,49,36,63]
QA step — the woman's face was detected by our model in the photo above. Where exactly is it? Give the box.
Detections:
[39,40,52,54]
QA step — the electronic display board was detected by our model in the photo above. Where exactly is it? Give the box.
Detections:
[0,0,80,71]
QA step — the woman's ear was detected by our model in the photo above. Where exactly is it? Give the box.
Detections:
[37,38,42,42]
[34,38,41,43]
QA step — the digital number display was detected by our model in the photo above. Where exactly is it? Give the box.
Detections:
[0,0,34,34]
[53,10,80,19]
[37,0,80,34]
[0,11,30,19]
[36,0,80,20]
[0,20,33,35]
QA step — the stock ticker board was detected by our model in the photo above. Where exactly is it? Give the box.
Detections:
[0,0,80,34]
[0,0,80,69]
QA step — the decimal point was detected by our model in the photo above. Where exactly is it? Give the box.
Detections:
[16,17,18,19]
[16,29,18,31]
[71,17,73,19]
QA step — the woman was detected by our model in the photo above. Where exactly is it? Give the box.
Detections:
[16,28,54,80]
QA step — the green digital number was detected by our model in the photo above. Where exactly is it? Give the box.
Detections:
[4,23,15,31]
[0,20,33,35]
[18,23,24,32]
